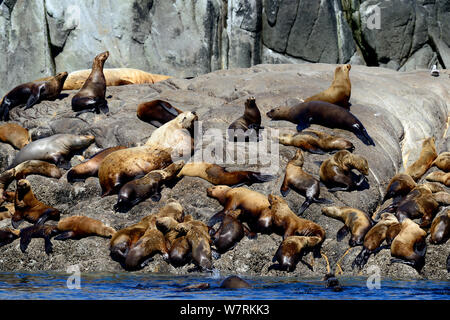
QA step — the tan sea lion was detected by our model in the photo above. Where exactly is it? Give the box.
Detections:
[431,152,450,172]
[54,216,116,240]
[425,171,450,187]
[405,137,437,181]
[303,64,352,109]
[67,146,127,183]
[228,96,263,141]
[430,209,449,244]
[137,99,183,128]
[0,72,68,121]
[281,149,332,215]
[0,123,30,149]
[266,101,375,146]
[0,205,13,221]
[71,51,109,115]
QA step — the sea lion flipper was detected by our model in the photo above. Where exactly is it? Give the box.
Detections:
[98,101,109,115]
[296,122,310,132]
[336,225,349,242]
[54,231,75,241]
[44,237,53,255]
[150,192,162,202]
[24,86,43,110]
[208,211,225,227]
[11,218,24,229]
[35,209,55,225]
[160,101,179,117]
[149,120,164,128]
[297,200,311,216]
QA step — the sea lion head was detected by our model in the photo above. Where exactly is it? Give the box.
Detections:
[176,111,198,130]
[206,185,231,201]
[16,179,31,192]
[245,96,256,109]
[54,71,69,86]
[266,106,290,120]
[351,154,369,175]
[96,51,110,62]
[278,133,293,145]
[380,212,398,223]
[71,135,95,150]
[290,149,304,167]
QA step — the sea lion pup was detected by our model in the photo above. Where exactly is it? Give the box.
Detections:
[177,162,274,187]
[381,173,417,204]
[352,213,401,269]
[19,224,59,255]
[432,152,450,172]
[0,123,31,149]
[425,171,450,187]
[9,134,95,169]
[390,218,427,271]
[405,137,437,181]
[281,149,332,215]
[228,96,263,141]
[278,129,354,154]
[71,51,110,115]
[220,275,251,289]
[137,99,183,128]
[319,150,369,192]
[0,72,68,121]
[67,146,127,183]
[304,64,352,109]
[98,146,172,197]
[114,161,185,212]
[54,216,116,240]
[321,206,373,246]
[12,179,60,228]
[0,227,20,247]
[266,101,375,146]
[429,210,449,244]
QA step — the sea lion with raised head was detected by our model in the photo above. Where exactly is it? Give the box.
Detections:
[137,99,183,128]
[0,123,31,149]
[405,137,437,181]
[54,216,116,240]
[266,101,375,146]
[228,96,263,141]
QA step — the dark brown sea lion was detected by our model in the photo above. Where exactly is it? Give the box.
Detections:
[169,235,191,267]
[266,100,375,146]
[228,96,263,141]
[67,146,127,183]
[429,209,450,244]
[19,224,59,255]
[220,276,251,289]
[381,173,416,204]
[303,64,352,109]
[319,150,369,192]
[281,149,332,215]
[12,179,60,228]
[432,152,450,172]
[9,134,95,169]
[0,123,31,149]
[71,51,109,115]
[54,216,116,240]
[323,273,343,292]
[425,171,450,187]
[114,161,184,212]
[137,99,183,128]
[0,227,20,247]
[177,162,274,187]
[0,72,68,121]
[405,137,437,181]
[321,206,373,246]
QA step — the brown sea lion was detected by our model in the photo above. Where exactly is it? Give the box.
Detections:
[266,101,375,146]
[303,64,352,109]
[431,152,450,172]
[98,146,173,197]
[137,99,183,128]
[390,218,427,271]
[0,227,20,247]
[278,129,354,155]
[352,213,401,269]
[381,173,416,205]
[12,179,60,228]
[0,205,13,221]
[281,149,332,215]
[323,273,343,292]
[67,146,127,183]
[9,134,95,169]
[321,206,373,246]
[430,209,450,244]
[220,276,251,289]
[228,96,263,141]
[71,51,109,115]
[184,222,213,271]
[211,211,254,254]
[0,72,68,121]
[114,161,185,212]
[0,123,30,149]
[19,224,59,255]
[405,137,437,181]
[319,150,369,192]
[177,162,274,187]
[425,171,450,187]
[54,216,116,240]
[169,235,191,267]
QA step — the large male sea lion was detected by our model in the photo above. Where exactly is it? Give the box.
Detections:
[0,72,68,121]
[228,96,263,141]
[0,123,31,149]
[71,51,109,115]
[137,100,183,128]
[266,101,375,146]
[405,137,437,181]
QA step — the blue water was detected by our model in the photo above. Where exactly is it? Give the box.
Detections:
[0,272,448,300]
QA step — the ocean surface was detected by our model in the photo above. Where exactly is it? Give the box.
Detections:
[0,271,448,300]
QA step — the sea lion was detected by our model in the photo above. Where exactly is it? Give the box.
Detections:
[228,96,263,141]
[137,99,183,128]
[0,205,13,221]
[0,123,31,149]
[352,213,401,269]
[425,171,450,187]
[177,162,274,187]
[169,235,191,267]
[67,146,127,183]
[12,179,60,228]
[405,137,437,181]
[54,216,116,240]
[429,210,449,244]
[0,72,68,121]
[266,101,375,146]
[211,211,254,254]
[220,276,251,289]
[323,273,343,292]
[381,173,417,204]
[0,227,20,247]
[278,129,354,154]
[281,149,332,215]
[114,161,185,212]
[303,64,352,109]
[71,51,109,115]
[19,224,59,255]
[432,152,450,172]
[98,146,172,197]
[321,206,373,246]
[9,134,95,169]
[184,222,213,271]
[390,218,427,271]
[319,150,369,192]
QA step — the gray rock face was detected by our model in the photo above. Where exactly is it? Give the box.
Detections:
[0,63,448,280]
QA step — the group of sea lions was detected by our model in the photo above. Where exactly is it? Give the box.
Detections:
[0,53,448,284]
